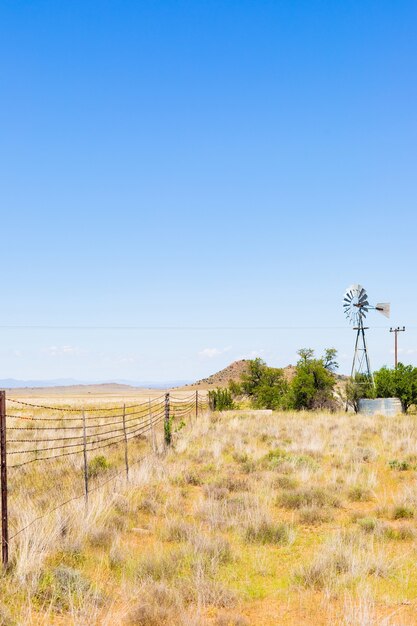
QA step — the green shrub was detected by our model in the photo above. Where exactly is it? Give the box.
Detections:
[36,566,95,611]
[208,388,234,411]
[87,455,111,479]
[392,506,414,520]
[348,486,372,502]
[357,517,379,533]
[384,525,415,540]
[388,459,411,471]
[262,449,318,470]
[273,475,299,490]
[244,521,293,545]
[278,487,340,510]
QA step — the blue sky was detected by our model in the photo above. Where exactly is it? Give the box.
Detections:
[1,1,416,382]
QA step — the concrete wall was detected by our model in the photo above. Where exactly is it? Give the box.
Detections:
[358,398,403,417]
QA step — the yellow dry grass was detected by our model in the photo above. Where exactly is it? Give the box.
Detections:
[2,403,417,625]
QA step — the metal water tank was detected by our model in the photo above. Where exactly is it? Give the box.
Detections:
[358,398,403,416]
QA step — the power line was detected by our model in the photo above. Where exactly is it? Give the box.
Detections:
[0,324,405,330]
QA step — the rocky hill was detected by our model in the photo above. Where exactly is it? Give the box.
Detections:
[183,360,297,390]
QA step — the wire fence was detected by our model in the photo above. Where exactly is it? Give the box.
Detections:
[0,390,208,565]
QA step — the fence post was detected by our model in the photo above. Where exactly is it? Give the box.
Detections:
[122,403,129,481]
[149,398,156,453]
[195,390,198,420]
[82,411,89,508]
[164,393,171,447]
[0,391,8,567]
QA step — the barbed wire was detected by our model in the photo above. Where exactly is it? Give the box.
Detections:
[5,393,208,546]
[6,396,166,412]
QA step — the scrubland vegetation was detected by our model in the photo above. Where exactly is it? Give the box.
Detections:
[227,352,417,415]
[2,405,417,625]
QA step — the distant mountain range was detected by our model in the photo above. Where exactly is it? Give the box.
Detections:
[0,378,191,390]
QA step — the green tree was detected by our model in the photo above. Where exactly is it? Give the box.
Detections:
[230,358,288,410]
[323,348,339,373]
[374,363,417,413]
[288,348,338,410]
[345,374,375,413]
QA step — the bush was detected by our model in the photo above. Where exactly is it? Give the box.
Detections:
[244,521,294,545]
[278,487,340,510]
[298,506,333,525]
[384,525,415,540]
[392,506,414,520]
[208,388,234,411]
[230,358,288,409]
[348,486,373,502]
[36,565,95,611]
[357,517,380,534]
[389,459,411,471]
[273,475,299,490]
[127,581,182,625]
[87,455,111,479]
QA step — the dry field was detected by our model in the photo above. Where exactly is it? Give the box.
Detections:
[2,403,417,625]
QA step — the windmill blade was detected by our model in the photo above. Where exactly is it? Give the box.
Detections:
[375,303,390,318]
[343,284,367,326]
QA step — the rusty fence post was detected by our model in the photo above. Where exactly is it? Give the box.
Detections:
[0,391,8,567]
[82,411,89,508]
[164,393,171,447]
[122,403,129,481]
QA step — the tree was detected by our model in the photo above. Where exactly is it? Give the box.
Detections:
[230,358,288,410]
[239,358,267,396]
[288,348,338,410]
[345,374,375,413]
[374,363,417,413]
[323,348,339,373]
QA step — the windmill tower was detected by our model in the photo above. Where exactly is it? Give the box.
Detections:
[343,284,390,384]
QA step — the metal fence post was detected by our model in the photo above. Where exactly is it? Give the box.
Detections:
[82,411,89,508]
[195,390,198,419]
[122,403,129,481]
[164,393,171,447]
[0,391,8,567]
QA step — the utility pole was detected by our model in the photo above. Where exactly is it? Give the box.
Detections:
[390,326,405,368]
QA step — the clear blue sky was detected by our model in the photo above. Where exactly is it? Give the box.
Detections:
[1,1,416,382]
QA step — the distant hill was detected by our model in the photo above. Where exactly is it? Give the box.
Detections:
[187,360,251,389]
[182,360,297,390]
[0,378,190,391]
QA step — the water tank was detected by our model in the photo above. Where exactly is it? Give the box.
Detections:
[358,398,403,416]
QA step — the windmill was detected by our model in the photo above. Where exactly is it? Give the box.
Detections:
[343,284,390,384]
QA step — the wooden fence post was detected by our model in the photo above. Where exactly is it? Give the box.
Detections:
[149,398,156,453]
[164,393,171,447]
[195,390,198,420]
[122,403,129,481]
[82,411,89,508]
[0,391,8,567]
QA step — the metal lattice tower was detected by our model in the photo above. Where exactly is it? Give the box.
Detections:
[343,284,390,384]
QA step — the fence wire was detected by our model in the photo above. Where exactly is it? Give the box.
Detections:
[4,392,208,544]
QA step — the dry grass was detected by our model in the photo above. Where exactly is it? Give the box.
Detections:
[2,403,417,624]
